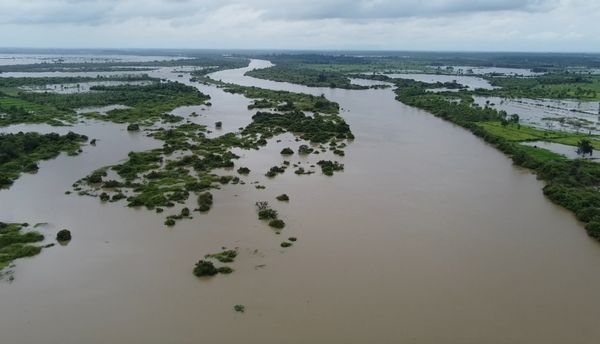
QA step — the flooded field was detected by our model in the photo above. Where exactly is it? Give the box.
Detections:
[1,59,600,344]
[442,66,544,76]
[0,52,187,66]
[385,72,495,90]
[522,141,600,160]
[473,96,600,134]
[22,80,154,94]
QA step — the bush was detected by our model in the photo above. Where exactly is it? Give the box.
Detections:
[585,221,600,239]
[127,123,140,131]
[164,218,176,226]
[197,192,213,212]
[99,192,110,201]
[217,266,233,274]
[276,194,289,201]
[269,219,285,229]
[193,260,218,277]
[280,242,292,247]
[259,208,278,220]
[206,249,238,263]
[56,229,71,241]
[181,207,190,217]
[576,207,600,222]
[298,145,314,155]
[237,167,250,175]
[280,147,294,155]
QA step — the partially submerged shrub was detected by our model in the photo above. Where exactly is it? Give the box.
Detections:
[269,219,285,229]
[205,249,238,263]
[237,167,250,175]
[276,194,289,201]
[127,123,140,131]
[197,192,213,212]
[217,266,233,274]
[280,147,294,155]
[256,201,279,220]
[56,229,71,241]
[164,218,176,226]
[317,160,344,176]
[99,192,110,201]
[234,304,245,313]
[281,242,292,247]
[298,145,314,155]
[265,165,285,178]
[193,260,218,277]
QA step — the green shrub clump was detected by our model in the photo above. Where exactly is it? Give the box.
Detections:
[56,229,71,241]
[276,194,289,201]
[193,260,218,277]
[269,219,286,229]
[127,123,140,131]
[256,202,278,220]
[317,160,344,176]
[205,249,238,263]
[237,167,250,175]
[197,192,213,212]
[298,145,314,155]
[280,147,294,155]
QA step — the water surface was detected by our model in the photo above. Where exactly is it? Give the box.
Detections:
[1,59,600,344]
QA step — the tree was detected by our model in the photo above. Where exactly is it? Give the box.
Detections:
[577,139,594,156]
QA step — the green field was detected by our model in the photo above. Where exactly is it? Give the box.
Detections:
[478,122,600,149]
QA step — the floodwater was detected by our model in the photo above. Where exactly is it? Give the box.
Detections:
[473,96,600,134]
[22,80,153,94]
[385,72,495,90]
[442,66,544,76]
[1,59,600,344]
[522,141,600,161]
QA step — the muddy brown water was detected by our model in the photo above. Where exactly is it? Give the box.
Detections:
[1,59,600,344]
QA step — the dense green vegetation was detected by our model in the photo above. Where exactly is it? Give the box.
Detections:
[0,75,157,126]
[394,78,600,239]
[0,131,87,187]
[222,84,339,114]
[0,222,44,270]
[246,64,367,89]
[25,82,210,125]
[56,229,71,241]
[0,56,250,73]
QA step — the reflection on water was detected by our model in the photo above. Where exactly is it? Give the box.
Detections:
[1,59,600,344]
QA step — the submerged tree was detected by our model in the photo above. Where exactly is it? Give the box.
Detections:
[577,139,594,156]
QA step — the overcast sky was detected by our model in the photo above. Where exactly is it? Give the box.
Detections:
[0,0,597,52]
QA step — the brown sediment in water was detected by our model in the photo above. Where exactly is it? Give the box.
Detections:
[1,60,600,343]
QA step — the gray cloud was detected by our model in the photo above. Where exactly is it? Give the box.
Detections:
[0,0,559,25]
[0,0,596,52]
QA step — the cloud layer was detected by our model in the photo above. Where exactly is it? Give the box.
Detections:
[0,0,597,51]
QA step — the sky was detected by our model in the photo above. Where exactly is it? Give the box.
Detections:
[0,0,598,52]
